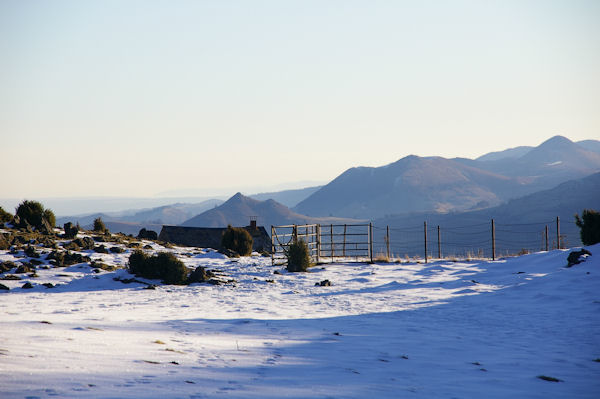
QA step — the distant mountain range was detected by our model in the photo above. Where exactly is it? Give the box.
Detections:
[54,135,600,238]
[56,199,223,235]
[181,192,360,229]
[294,136,600,219]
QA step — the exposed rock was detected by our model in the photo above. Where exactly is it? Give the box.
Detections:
[63,222,79,239]
[15,264,32,274]
[1,275,21,280]
[72,237,95,250]
[48,250,91,267]
[567,249,592,267]
[218,248,239,258]
[42,283,54,288]
[24,245,40,258]
[187,266,215,284]
[315,279,332,287]
[22,282,34,289]
[0,261,17,273]
[109,246,124,254]
[0,233,10,250]
[94,245,109,253]
[39,218,54,235]
[0,283,9,290]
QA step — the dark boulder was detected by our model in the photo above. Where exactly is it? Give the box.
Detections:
[0,283,9,291]
[0,261,17,273]
[63,222,79,239]
[22,282,34,289]
[24,245,40,258]
[15,264,33,274]
[567,249,592,267]
[187,266,215,284]
[72,237,95,250]
[315,279,332,287]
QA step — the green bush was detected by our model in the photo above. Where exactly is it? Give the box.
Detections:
[575,209,600,246]
[286,240,311,272]
[221,225,253,256]
[0,207,13,224]
[128,250,188,285]
[93,217,108,233]
[15,200,55,229]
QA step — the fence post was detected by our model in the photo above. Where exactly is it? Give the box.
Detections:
[271,225,275,266]
[556,216,560,249]
[316,224,321,264]
[369,222,374,263]
[437,225,441,259]
[545,225,549,252]
[293,225,298,244]
[386,226,390,260]
[491,219,496,261]
[424,221,428,263]
[330,224,334,260]
[343,224,347,257]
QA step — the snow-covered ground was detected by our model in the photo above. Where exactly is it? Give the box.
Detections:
[0,233,599,398]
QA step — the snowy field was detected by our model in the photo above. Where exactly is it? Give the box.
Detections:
[0,233,599,399]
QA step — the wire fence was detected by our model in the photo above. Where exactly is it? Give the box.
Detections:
[272,217,582,264]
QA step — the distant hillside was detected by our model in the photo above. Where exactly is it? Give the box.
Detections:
[296,136,600,219]
[294,156,518,219]
[250,186,322,208]
[57,199,223,235]
[181,193,361,228]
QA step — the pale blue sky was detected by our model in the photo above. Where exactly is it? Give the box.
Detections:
[2,0,599,198]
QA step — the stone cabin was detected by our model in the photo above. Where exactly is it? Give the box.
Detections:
[158,220,271,253]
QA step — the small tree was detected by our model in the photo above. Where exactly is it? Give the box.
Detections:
[15,200,55,229]
[93,217,108,233]
[0,207,13,224]
[575,209,600,246]
[128,250,188,285]
[286,240,311,272]
[221,225,253,256]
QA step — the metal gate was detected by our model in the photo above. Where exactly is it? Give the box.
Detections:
[271,223,373,265]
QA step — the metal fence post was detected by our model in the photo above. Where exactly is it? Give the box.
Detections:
[424,221,428,263]
[491,219,496,261]
[556,216,560,249]
[369,222,373,263]
[437,225,441,259]
[271,225,275,266]
[386,225,390,260]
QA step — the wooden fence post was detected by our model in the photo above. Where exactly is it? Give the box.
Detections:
[424,221,428,263]
[491,219,496,261]
[556,216,560,249]
[293,225,298,244]
[437,225,441,259]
